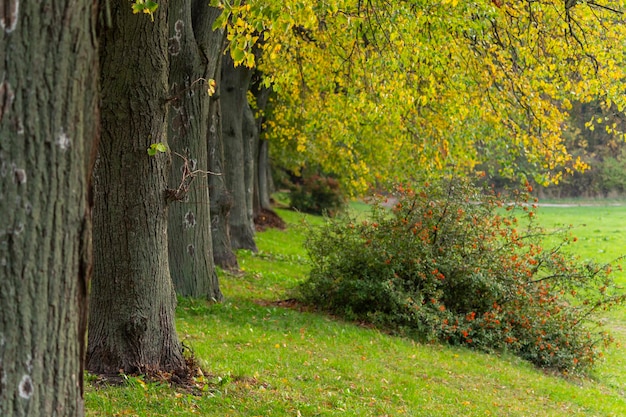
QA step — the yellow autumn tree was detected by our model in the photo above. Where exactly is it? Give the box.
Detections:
[214,0,626,193]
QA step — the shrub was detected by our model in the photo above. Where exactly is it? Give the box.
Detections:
[299,177,624,373]
[290,174,346,216]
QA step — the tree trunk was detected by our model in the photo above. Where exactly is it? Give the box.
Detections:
[257,138,273,210]
[208,70,240,270]
[87,0,186,375]
[242,99,258,230]
[0,2,97,415]
[252,83,274,214]
[166,3,223,301]
[221,54,258,251]
[250,82,284,230]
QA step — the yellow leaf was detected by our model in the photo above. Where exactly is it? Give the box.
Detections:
[207,79,216,96]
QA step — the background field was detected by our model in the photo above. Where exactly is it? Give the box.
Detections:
[85,202,626,416]
[533,204,626,395]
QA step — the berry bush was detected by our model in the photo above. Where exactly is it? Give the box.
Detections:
[299,178,624,372]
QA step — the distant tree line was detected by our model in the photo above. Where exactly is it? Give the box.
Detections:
[479,100,626,198]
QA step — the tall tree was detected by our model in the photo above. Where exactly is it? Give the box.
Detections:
[87,0,186,375]
[166,3,224,300]
[0,1,97,415]
[209,67,240,269]
[251,81,277,218]
[221,54,258,251]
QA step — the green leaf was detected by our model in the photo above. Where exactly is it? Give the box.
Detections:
[147,142,168,156]
[212,12,229,30]
[131,0,158,21]
[231,47,245,64]
[145,0,158,11]
[132,3,146,14]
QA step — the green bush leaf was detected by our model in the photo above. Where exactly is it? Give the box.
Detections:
[299,177,623,373]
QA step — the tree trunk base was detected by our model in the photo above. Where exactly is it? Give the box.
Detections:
[213,250,240,271]
[229,224,258,252]
[87,354,201,389]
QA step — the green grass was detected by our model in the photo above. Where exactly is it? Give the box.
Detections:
[532,203,626,396]
[85,205,626,416]
[536,204,626,268]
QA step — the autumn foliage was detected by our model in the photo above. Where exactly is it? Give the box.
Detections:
[299,178,624,372]
[212,0,626,196]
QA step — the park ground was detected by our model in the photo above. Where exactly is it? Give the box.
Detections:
[85,201,626,416]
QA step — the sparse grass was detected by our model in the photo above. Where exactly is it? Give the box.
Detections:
[85,205,626,416]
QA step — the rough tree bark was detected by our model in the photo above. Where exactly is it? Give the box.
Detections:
[209,66,240,270]
[242,97,258,230]
[221,54,258,251]
[250,82,284,230]
[87,0,186,375]
[251,82,275,214]
[166,3,223,300]
[0,1,97,415]
[256,138,274,211]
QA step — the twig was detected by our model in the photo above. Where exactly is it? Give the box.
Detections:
[166,152,220,202]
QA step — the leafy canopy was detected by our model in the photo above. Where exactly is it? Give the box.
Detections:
[215,0,626,193]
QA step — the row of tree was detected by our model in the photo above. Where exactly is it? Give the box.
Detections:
[0,1,264,414]
[3,0,626,415]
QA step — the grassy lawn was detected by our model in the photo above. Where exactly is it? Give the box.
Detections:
[85,204,626,416]
[531,204,626,396]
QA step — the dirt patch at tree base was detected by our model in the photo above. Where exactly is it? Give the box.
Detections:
[86,354,270,396]
[87,355,203,391]
[254,208,286,231]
